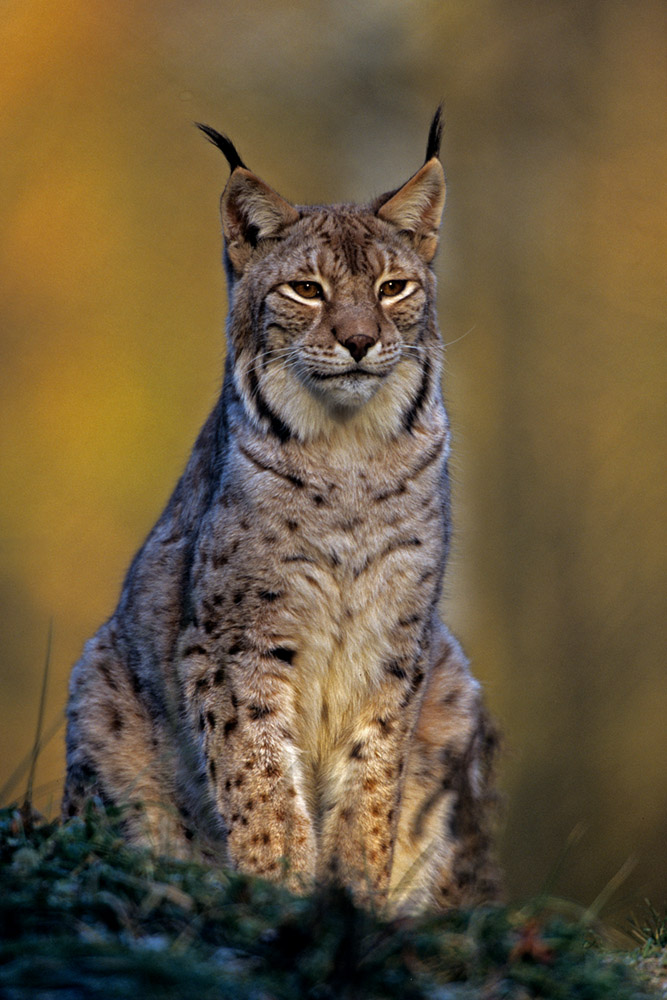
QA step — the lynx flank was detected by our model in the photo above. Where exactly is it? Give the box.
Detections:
[63,110,498,913]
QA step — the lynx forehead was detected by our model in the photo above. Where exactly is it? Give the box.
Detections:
[63,109,498,914]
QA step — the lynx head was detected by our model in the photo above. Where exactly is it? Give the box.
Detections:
[198,111,446,441]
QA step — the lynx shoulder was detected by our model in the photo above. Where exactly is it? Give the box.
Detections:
[63,109,499,913]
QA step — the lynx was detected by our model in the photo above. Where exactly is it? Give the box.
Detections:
[63,110,498,913]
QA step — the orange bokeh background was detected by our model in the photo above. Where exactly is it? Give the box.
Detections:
[1,0,665,920]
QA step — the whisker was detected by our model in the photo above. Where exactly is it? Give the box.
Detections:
[443,326,476,349]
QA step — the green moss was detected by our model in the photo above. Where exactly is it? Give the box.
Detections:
[0,804,658,999]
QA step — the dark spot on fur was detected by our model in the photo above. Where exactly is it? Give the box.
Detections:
[212,593,223,606]
[110,710,123,735]
[350,741,364,760]
[228,643,242,657]
[270,646,295,664]
[240,517,249,530]
[248,704,272,720]
[233,591,244,605]
[259,590,280,602]
[231,693,239,709]
[265,762,281,778]
[212,551,228,569]
[209,759,217,780]
[386,660,408,680]
[245,799,254,812]
[312,494,325,506]
[234,775,244,788]
[196,677,209,691]
[213,667,225,685]
[286,519,298,532]
[184,827,195,841]
[184,644,208,658]
[241,816,248,826]
[223,717,238,737]
[456,869,474,888]
[198,713,205,731]
[207,711,217,729]
[203,619,216,635]
[262,831,270,845]
[225,779,231,791]
[99,661,118,691]
[375,482,406,502]
[330,549,340,566]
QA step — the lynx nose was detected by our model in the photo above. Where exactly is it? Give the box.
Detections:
[343,334,375,363]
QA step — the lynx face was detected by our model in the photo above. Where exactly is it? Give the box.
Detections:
[215,133,446,440]
[255,212,430,411]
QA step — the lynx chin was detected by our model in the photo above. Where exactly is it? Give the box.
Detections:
[63,109,499,914]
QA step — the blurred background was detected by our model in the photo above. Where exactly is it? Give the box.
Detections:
[1,0,665,924]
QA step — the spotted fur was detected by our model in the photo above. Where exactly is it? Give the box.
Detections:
[63,111,499,913]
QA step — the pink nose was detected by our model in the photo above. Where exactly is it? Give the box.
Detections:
[343,334,375,362]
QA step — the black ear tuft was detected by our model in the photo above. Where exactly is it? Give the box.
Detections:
[424,105,444,163]
[196,123,248,172]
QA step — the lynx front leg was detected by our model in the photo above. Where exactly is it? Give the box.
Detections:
[198,661,317,890]
[318,663,426,906]
[389,627,499,913]
[64,629,224,862]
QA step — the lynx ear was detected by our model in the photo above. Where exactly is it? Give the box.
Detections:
[220,170,300,274]
[375,108,446,263]
[376,159,446,263]
[197,123,299,275]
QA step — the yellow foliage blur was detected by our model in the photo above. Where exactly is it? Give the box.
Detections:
[1,0,665,917]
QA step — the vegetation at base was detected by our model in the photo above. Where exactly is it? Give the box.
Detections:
[0,802,661,999]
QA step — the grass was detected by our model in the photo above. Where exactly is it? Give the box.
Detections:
[0,800,662,999]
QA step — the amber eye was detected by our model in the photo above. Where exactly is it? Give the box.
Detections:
[379,279,408,299]
[289,281,324,300]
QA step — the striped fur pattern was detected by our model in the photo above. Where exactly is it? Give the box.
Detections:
[63,112,499,913]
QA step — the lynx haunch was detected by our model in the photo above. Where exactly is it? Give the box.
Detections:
[63,109,499,914]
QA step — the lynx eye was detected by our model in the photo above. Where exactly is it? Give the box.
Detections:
[379,279,408,299]
[288,281,324,300]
